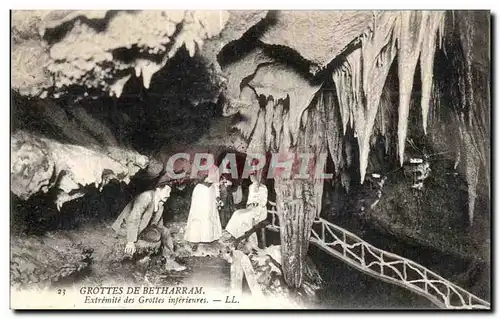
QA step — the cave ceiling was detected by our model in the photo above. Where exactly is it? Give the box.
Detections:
[10,10,490,228]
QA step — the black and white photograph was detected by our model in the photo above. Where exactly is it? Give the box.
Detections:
[9,9,491,310]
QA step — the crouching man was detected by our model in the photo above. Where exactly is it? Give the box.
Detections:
[111,181,186,272]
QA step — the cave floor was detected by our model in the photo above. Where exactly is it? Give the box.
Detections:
[10,218,458,309]
[11,220,231,293]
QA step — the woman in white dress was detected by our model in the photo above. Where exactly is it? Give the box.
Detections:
[184,167,223,243]
[225,173,268,244]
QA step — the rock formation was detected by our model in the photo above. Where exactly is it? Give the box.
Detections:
[11,10,490,291]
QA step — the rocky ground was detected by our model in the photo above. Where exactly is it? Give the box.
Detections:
[10,217,319,307]
[11,220,231,292]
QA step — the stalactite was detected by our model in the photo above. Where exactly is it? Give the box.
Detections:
[272,100,284,151]
[397,11,427,166]
[308,108,327,217]
[375,97,386,138]
[358,12,398,182]
[320,88,343,177]
[248,63,322,148]
[435,11,490,226]
[109,74,131,98]
[300,108,309,129]
[346,50,362,133]
[14,11,229,98]
[329,11,448,182]
[457,11,490,193]
[455,102,482,226]
[376,80,397,156]
[232,85,261,140]
[281,111,292,150]
[264,97,275,150]
[332,48,363,141]
[341,170,350,193]
[420,11,446,134]
[345,138,353,167]
[246,108,266,155]
[332,68,350,134]
[137,59,164,90]
[227,9,489,290]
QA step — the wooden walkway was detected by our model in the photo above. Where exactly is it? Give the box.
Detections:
[266,200,490,310]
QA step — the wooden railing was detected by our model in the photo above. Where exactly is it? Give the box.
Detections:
[266,201,490,310]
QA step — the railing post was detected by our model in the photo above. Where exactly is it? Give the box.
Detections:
[446,286,451,306]
[321,222,325,242]
[403,262,407,281]
[424,269,428,293]
[342,232,347,257]
[361,244,365,266]
[380,252,384,275]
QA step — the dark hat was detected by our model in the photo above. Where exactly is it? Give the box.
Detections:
[153,169,172,189]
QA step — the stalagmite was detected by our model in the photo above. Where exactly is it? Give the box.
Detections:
[310,116,327,218]
[274,180,314,288]
[273,97,326,288]
[420,11,446,134]
[397,11,427,166]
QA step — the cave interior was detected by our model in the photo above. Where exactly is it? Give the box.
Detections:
[10,10,490,308]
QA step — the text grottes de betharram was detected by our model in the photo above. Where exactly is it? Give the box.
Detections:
[78,286,239,305]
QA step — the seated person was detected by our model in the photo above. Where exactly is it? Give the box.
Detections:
[111,181,186,271]
[225,173,268,248]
